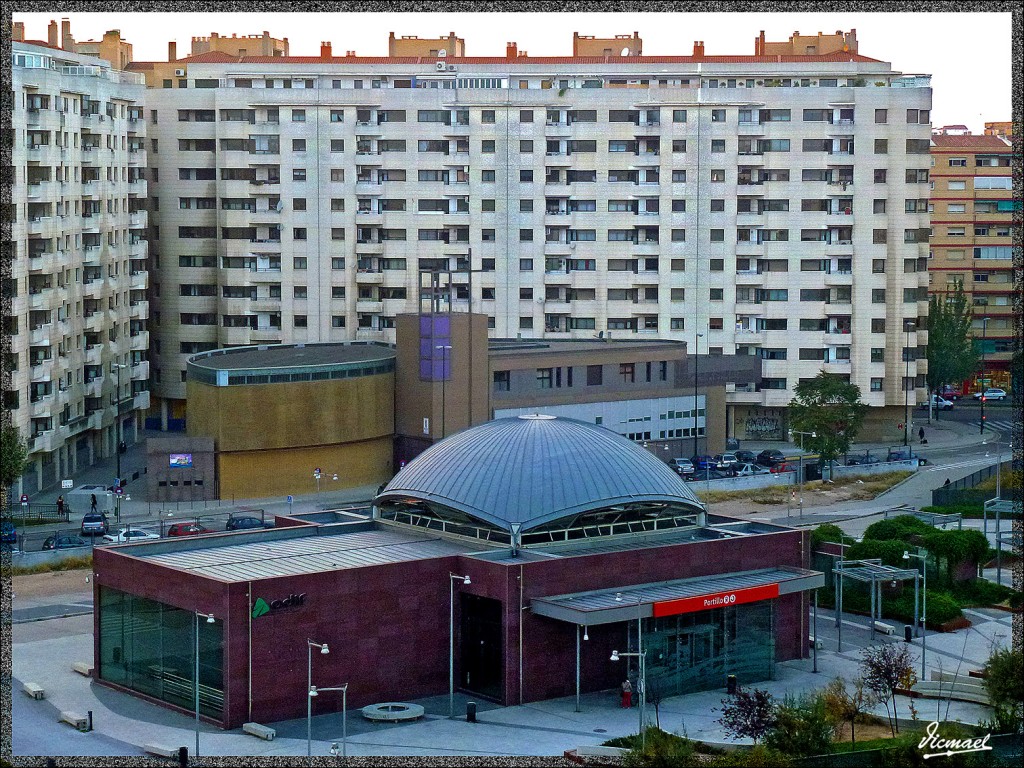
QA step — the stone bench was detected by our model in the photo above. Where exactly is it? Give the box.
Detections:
[361,702,425,722]
[144,743,181,758]
[911,681,990,705]
[71,661,94,677]
[872,621,895,635]
[23,682,45,700]
[60,711,89,731]
[242,722,276,740]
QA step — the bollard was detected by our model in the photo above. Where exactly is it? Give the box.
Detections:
[727,675,737,695]
[178,746,189,768]
[904,625,913,643]
[466,701,477,723]
[87,709,93,732]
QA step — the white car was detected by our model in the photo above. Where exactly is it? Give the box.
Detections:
[734,462,770,477]
[919,395,954,411]
[102,528,160,543]
[973,388,1007,401]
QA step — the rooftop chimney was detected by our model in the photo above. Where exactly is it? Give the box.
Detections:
[506,41,517,58]
[48,20,59,47]
[320,41,332,58]
[61,18,74,50]
[168,41,177,61]
[693,40,705,57]
[13,21,25,41]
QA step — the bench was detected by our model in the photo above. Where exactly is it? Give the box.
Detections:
[23,682,45,700]
[71,661,94,677]
[242,722,276,741]
[911,681,990,705]
[144,743,182,758]
[60,711,89,731]
[872,621,895,635]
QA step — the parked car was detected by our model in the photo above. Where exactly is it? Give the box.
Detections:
[734,462,770,477]
[919,395,954,411]
[756,449,787,467]
[669,458,695,477]
[226,514,273,531]
[734,450,758,464]
[770,462,796,474]
[42,533,89,550]
[846,453,882,466]
[80,512,109,537]
[712,453,739,470]
[1,520,18,545]
[166,523,213,537]
[102,528,160,543]
[973,388,1007,401]
[689,455,717,472]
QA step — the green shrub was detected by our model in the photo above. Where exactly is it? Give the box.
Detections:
[920,504,984,516]
[863,515,933,542]
[708,745,795,767]
[950,579,1014,606]
[845,539,908,567]
[921,529,990,583]
[763,692,834,757]
[811,523,845,547]
[621,727,700,767]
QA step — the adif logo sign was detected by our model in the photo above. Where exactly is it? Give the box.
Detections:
[251,593,307,618]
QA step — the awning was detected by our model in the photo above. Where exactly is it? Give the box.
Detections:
[531,566,824,626]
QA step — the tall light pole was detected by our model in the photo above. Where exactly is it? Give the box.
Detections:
[789,430,816,517]
[307,639,329,759]
[979,317,989,435]
[448,573,471,717]
[903,550,927,678]
[692,332,704,458]
[611,649,647,747]
[436,345,452,439]
[311,683,348,760]
[903,320,915,447]
[194,611,215,758]
[113,362,128,482]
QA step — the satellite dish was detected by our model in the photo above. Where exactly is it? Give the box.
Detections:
[438,49,447,57]
[621,47,630,56]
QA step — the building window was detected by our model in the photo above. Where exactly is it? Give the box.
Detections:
[871,378,883,391]
[519,228,533,242]
[292,109,306,122]
[294,315,307,328]
[520,170,534,182]
[494,371,510,392]
[874,139,888,154]
[871,289,886,303]
[520,140,533,152]
[332,316,346,328]
[520,109,533,122]
[586,365,603,386]
[537,368,553,389]
[482,170,495,182]
[874,169,887,183]
[519,258,533,271]
[711,109,725,122]
[482,139,495,153]
[874,109,887,124]
[519,199,533,212]
[481,110,495,123]
[672,109,687,122]
[619,363,635,383]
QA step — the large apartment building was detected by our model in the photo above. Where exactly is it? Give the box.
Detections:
[122,28,930,439]
[928,133,1014,391]
[8,29,150,493]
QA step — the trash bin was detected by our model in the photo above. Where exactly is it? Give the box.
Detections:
[904,625,913,643]
[178,747,189,768]
[727,675,737,695]
[466,701,477,723]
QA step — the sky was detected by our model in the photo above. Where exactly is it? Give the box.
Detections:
[12,10,1012,134]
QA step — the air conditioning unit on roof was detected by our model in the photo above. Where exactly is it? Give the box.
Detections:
[436,62,446,71]
[174,68,186,76]
[448,65,456,71]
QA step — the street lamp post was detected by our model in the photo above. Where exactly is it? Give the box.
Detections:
[436,345,452,439]
[448,573,471,717]
[307,640,330,759]
[194,611,215,759]
[311,684,348,760]
[903,321,915,447]
[979,317,989,435]
[903,550,927,678]
[789,429,816,518]
[113,362,128,482]
[692,333,704,459]
[611,649,648,747]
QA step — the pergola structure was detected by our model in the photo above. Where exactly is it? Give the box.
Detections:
[883,507,963,530]
[833,558,921,651]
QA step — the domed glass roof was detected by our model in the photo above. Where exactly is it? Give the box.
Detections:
[377,415,704,533]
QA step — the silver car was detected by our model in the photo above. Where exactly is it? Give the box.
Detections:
[713,453,739,470]
[734,462,770,477]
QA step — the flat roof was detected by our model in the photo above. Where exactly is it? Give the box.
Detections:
[133,524,481,582]
[188,342,394,372]
[531,566,824,626]
[489,338,688,358]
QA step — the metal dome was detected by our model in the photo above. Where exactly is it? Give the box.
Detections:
[377,415,704,533]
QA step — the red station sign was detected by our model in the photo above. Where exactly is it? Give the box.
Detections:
[652,583,780,618]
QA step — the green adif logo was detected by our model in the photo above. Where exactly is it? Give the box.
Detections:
[251,593,306,618]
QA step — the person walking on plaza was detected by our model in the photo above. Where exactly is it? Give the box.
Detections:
[919,426,925,444]
[621,678,633,708]
[56,495,65,519]
[90,493,97,513]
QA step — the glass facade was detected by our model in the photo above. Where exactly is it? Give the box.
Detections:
[98,586,224,718]
[626,601,775,697]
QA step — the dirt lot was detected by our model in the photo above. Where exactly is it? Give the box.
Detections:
[13,569,92,599]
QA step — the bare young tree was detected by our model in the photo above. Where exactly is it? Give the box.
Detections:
[716,687,776,745]
[822,677,883,749]
[860,643,917,736]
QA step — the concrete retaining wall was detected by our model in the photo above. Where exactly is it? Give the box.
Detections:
[9,546,94,569]
[695,472,796,492]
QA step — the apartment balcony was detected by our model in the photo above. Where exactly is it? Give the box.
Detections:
[632,240,660,253]
[27,430,62,455]
[130,271,148,290]
[29,324,54,345]
[822,360,852,374]
[249,266,283,282]
[84,377,105,398]
[544,121,572,137]
[354,241,385,254]
[355,210,384,225]
[82,279,105,300]
[251,208,281,225]
[220,326,255,346]
[249,179,282,194]
[84,345,103,366]
[30,396,56,419]
[127,179,147,196]
[220,208,255,228]
[737,122,766,135]
[355,179,384,193]
[219,295,255,314]
[250,327,282,343]
[827,120,856,134]
[129,301,149,320]
[130,332,149,352]
[544,153,573,167]
[825,181,854,194]
[129,211,147,228]
[25,180,57,199]
[355,328,388,341]
[824,270,854,285]
[442,123,471,136]
[736,152,765,164]
[28,289,55,309]
[734,329,765,344]
[726,384,763,404]
[733,300,764,315]
[356,270,385,285]
[133,391,151,412]
[735,269,764,285]
[356,300,384,313]
[248,297,280,312]
[83,311,105,332]
[129,360,150,379]
[544,241,572,256]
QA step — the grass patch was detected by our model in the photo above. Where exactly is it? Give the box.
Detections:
[10,555,93,576]
[695,471,912,506]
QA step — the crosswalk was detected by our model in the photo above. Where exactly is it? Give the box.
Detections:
[974,419,1016,433]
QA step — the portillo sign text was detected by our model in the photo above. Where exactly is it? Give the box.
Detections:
[652,583,780,617]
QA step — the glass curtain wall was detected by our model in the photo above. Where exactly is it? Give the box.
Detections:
[98,586,224,718]
[626,601,775,698]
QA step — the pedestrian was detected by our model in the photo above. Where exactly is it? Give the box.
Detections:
[621,679,633,708]
[56,495,65,518]
[918,427,925,443]
[90,493,97,513]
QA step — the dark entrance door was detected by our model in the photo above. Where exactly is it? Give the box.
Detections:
[460,593,502,701]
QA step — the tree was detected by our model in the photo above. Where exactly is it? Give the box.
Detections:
[763,691,834,757]
[982,647,1024,733]
[925,280,978,413]
[717,687,776,745]
[860,643,917,735]
[822,676,883,750]
[1,423,29,491]
[787,373,868,464]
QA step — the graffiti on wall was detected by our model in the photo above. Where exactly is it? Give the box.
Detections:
[742,409,787,440]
